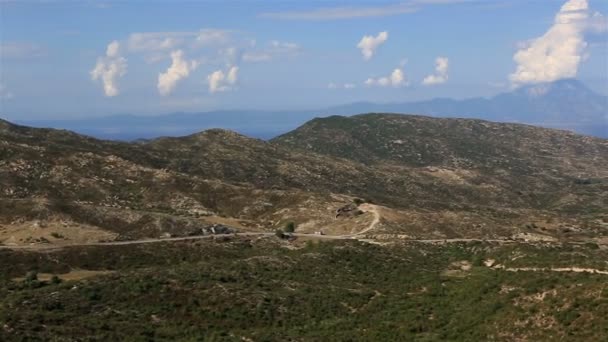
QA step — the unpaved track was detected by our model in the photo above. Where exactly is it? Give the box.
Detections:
[497,266,608,275]
[3,230,608,276]
[0,234,602,250]
[351,204,381,236]
[0,233,273,250]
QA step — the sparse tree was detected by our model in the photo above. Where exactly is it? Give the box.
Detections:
[25,270,38,282]
[275,229,285,239]
[284,222,296,233]
[51,275,62,284]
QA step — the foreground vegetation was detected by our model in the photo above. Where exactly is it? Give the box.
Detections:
[1,238,607,341]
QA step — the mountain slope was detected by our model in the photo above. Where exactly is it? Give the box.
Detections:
[272,113,608,217]
[272,113,608,173]
[2,114,607,242]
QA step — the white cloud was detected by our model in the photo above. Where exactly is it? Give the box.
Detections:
[422,57,449,85]
[127,29,232,53]
[106,40,120,58]
[128,32,191,52]
[0,84,14,100]
[90,40,127,97]
[207,66,239,93]
[357,31,388,60]
[227,66,238,84]
[259,0,470,20]
[196,29,231,46]
[157,50,199,96]
[365,68,407,87]
[92,30,300,97]
[509,0,603,86]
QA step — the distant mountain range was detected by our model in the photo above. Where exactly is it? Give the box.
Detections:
[16,78,608,140]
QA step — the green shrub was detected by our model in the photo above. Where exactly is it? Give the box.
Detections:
[284,222,296,233]
[51,275,62,284]
[50,232,64,239]
[25,270,38,282]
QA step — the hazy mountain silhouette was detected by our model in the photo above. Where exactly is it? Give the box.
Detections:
[16,79,607,140]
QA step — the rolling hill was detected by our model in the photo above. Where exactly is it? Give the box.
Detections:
[2,114,608,341]
[2,114,607,242]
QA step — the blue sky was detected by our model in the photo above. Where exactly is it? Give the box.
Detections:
[1,0,607,120]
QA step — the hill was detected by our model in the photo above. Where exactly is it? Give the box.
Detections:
[272,113,607,173]
[2,114,608,341]
[1,114,607,243]
[324,79,608,138]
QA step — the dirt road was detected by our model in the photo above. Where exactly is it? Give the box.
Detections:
[496,266,608,275]
[350,203,380,236]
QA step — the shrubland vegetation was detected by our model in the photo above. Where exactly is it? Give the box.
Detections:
[1,239,607,341]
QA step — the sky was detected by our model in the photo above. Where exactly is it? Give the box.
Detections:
[0,0,607,120]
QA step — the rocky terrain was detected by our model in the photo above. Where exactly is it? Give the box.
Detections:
[2,114,608,341]
[1,114,607,246]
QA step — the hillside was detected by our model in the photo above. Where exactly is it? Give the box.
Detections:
[1,114,607,243]
[2,115,608,341]
[273,113,607,212]
[273,113,607,171]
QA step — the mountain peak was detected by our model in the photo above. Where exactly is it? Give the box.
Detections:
[189,128,254,142]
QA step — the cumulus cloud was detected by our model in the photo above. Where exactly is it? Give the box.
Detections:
[422,57,449,85]
[357,31,388,60]
[509,0,602,86]
[365,68,407,87]
[92,29,301,97]
[157,50,199,96]
[106,40,120,58]
[207,66,239,93]
[90,40,127,97]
